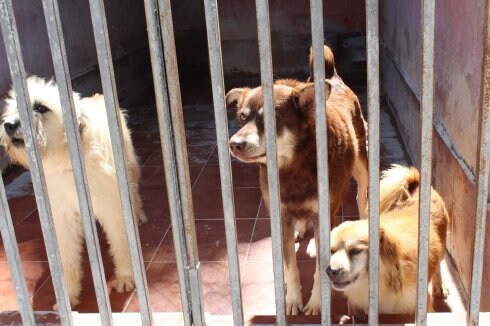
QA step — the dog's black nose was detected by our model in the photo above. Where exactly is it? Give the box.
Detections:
[326,265,341,277]
[4,121,20,136]
[229,140,246,153]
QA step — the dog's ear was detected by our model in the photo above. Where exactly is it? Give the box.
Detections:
[292,81,331,117]
[225,88,246,109]
[379,226,404,293]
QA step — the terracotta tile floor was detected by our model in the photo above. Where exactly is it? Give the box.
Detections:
[0,75,467,324]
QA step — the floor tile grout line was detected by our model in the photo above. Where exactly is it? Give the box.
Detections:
[122,222,172,312]
[191,144,217,189]
[30,273,51,300]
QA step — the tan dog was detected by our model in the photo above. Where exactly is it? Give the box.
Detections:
[0,76,147,307]
[328,165,449,314]
[226,46,368,315]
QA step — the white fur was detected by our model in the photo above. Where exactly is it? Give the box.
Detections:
[0,76,147,307]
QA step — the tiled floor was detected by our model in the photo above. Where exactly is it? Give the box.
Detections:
[0,73,466,324]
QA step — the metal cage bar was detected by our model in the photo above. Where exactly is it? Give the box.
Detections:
[365,0,381,325]
[468,0,490,324]
[0,177,36,325]
[309,0,332,324]
[142,1,194,325]
[87,1,153,324]
[156,0,206,324]
[254,0,287,324]
[415,0,436,325]
[0,1,74,324]
[40,1,113,324]
[203,0,245,325]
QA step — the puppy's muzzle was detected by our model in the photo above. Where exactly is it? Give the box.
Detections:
[326,265,344,280]
[229,139,246,155]
[4,120,20,137]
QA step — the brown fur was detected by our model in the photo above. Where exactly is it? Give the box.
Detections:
[226,46,368,315]
[329,165,449,314]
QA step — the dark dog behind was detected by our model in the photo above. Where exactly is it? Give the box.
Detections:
[226,45,368,315]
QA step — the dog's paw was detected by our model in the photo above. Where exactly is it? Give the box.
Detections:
[286,288,304,315]
[113,275,135,293]
[294,229,305,243]
[137,212,148,225]
[303,296,321,315]
[432,282,449,299]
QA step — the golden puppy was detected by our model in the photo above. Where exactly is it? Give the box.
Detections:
[0,76,147,307]
[328,165,449,314]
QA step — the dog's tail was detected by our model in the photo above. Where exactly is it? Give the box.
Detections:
[379,164,420,214]
[308,45,336,81]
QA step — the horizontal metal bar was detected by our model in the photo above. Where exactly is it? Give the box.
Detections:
[309,0,331,324]
[467,0,490,324]
[365,0,381,325]
[40,1,113,324]
[86,1,153,324]
[254,0,286,324]
[415,1,435,325]
[157,0,205,324]
[142,0,193,325]
[0,1,74,324]
[203,0,245,325]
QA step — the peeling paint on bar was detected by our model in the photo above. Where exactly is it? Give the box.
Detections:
[415,0,436,325]
[41,1,113,324]
[0,0,74,324]
[87,0,153,324]
[254,0,287,324]
[203,1,245,325]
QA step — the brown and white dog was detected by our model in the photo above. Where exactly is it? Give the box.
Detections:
[328,165,449,314]
[0,77,147,308]
[226,46,368,315]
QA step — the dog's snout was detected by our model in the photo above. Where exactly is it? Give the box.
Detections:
[326,265,342,278]
[229,139,246,153]
[4,120,20,136]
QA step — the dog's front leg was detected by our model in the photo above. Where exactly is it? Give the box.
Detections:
[303,224,321,315]
[283,217,303,315]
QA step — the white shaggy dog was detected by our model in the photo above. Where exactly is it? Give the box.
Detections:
[0,76,147,307]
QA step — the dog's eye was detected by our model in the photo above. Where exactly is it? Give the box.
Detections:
[239,112,248,121]
[33,104,50,114]
[349,248,362,256]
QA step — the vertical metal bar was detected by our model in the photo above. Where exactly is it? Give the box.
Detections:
[365,0,381,325]
[40,1,113,324]
[309,1,331,324]
[0,176,36,325]
[0,0,74,324]
[467,0,490,324]
[156,0,205,324]
[87,1,153,325]
[415,0,435,325]
[203,1,245,325]
[142,1,193,325]
[254,1,287,324]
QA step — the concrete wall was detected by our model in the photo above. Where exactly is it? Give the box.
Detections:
[172,0,366,77]
[380,0,489,309]
[0,0,151,100]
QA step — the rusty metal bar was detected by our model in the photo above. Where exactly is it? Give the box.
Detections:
[467,0,490,324]
[415,0,436,325]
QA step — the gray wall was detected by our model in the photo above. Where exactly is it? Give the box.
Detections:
[0,0,151,101]
[172,0,366,76]
[380,0,489,308]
